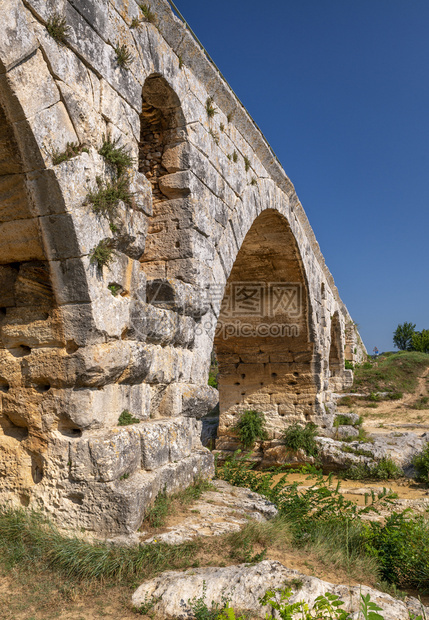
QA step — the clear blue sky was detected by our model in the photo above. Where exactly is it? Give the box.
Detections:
[172,0,429,354]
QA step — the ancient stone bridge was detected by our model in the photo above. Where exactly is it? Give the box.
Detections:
[0,0,365,533]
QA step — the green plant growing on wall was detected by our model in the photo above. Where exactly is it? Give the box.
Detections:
[87,176,133,217]
[250,177,257,186]
[219,123,225,132]
[227,111,234,123]
[46,14,70,43]
[99,136,134,176]
[243,155,251,172]
[89,239,115,270]
[52,142,88,165]
[232,150,238,163]
[139,3,157,24]
[206,96,218,119]
[118,410,140,426]
[130,17,141,28]
[107,283,122,297]
[208,128,219,145]
[114,43,133,68]
[178,54,184,69]
[235,410,267,449]
[345,360,354,370]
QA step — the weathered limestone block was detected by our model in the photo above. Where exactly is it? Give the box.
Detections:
[70,426,142,482]
[47,383,151,431]
[0,0,38,73]
[0,173,34,221]
[0,50,60,123]
[181,384,219,419]
[1,309,64,349]
[146,278,209,318]
[132,561,429,620]
[57,81,105,146]
[0,218,45,263]
[169,417,193,461]
[130,170,153,216]
[74,341,131,387]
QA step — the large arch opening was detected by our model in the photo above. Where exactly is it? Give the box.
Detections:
[214,209,317,443]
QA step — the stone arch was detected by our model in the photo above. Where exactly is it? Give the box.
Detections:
[0,97,64,496]
[214,208,318,446]
[328,311,344,390]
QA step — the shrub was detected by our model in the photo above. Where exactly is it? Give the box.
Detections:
[98,136,134,176]
[412,329,429,354]
[87,175,134,217]
[340,458,403,481]
[411,396,429,410]
[118,410,140,426]
[235,410,267,449]
[413,443,429,482]
[365,511,429,590]
[283,422,319,457]
[345,360,354,370]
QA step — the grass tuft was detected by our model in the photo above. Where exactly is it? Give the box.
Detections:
[206,97,218,118]
[46,14,70,43]
[0,506,197,584]
[52,142,88,165]
[243,155,251,172]
[139,3,157,24]
[114,43,133,68]
[89,239,115,270]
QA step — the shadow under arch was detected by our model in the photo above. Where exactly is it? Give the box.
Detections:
[329,311,345,391]
[214,209,318,443]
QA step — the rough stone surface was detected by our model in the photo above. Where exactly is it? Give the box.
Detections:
[0,0,365,533]
[132,560,429,619]
[139,479,278,545]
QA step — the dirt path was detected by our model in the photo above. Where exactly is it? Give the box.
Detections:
[338,367,429,435]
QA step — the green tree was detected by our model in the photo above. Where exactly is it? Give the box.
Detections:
[412,329,429,354]
[393,322,416,351]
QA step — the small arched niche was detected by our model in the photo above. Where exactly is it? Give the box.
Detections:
[139,74,186,203]
[214,209,317,438]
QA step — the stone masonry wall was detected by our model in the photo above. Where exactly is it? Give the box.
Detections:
[0,0,365,534]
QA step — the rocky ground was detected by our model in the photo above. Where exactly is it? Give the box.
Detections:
[1,358,429,619]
